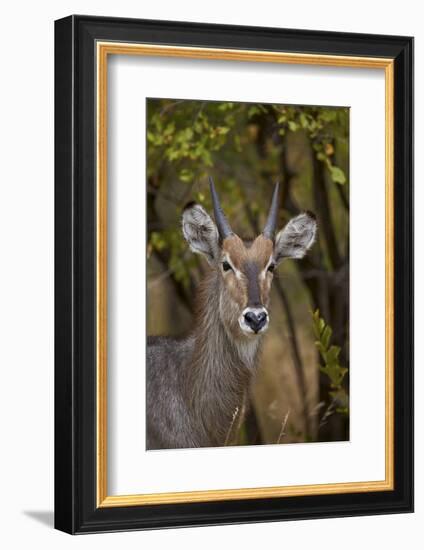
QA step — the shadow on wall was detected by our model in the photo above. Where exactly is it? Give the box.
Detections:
[23,510,54,529]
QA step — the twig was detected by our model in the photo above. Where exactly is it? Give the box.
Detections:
[148,249,192,289]
[147,268,174,290]
[277,410,290,444]
[319,399,336,429]
[193,102,206,123]
[159,100,186,117]
[310,401,326,417]
[224,406,240,446]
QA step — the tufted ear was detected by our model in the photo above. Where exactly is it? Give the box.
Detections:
[274,212,317,264]
[182,203,220,264]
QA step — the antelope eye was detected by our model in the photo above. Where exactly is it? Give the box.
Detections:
[222,261,232,272]
[267,263,275,273]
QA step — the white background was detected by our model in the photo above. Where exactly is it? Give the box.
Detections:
[0,1,420,548]
[108,57,386,495]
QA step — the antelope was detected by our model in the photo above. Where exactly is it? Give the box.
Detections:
[147,178,317,449]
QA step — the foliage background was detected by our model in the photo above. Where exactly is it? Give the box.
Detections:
[146,97,349,444]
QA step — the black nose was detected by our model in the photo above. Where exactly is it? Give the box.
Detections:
[244,311,268,333]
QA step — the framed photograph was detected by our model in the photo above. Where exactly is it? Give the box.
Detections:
[54,15,413,534]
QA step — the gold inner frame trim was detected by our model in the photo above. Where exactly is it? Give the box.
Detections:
[96,41,395,508]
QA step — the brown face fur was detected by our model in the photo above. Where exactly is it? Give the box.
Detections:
[220,234,274,330]
[182,200,317,340]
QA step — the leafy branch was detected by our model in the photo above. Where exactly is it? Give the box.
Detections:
[312,309,349,416]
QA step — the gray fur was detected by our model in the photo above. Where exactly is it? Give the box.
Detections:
[274,212,317,263]
[146,269,259,449]
[181,204,219,263]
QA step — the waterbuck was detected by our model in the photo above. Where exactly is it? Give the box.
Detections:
[147,178,317,449]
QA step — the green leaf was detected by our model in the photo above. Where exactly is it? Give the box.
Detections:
[179,168,194,182]
[326,346,341,365]
[322,325,332,349]
[216,126,230,135]
[247,106,260,118]
[329,165,346,184]
[288,120,299,132]
[299,112,308,128]
[163,122,175,136]
[315,341,327,361]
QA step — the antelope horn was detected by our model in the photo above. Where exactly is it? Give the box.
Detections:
[262,182,280,240]
[209,176,233,241]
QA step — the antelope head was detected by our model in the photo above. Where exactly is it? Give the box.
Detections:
[182,178,317,339]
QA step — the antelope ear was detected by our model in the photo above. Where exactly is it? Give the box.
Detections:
[274,212,317,264]
[182,203,220,264]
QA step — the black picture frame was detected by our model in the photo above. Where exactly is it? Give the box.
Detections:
[55,15,414,534]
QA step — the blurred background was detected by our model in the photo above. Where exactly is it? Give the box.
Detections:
[146,98,349,444]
